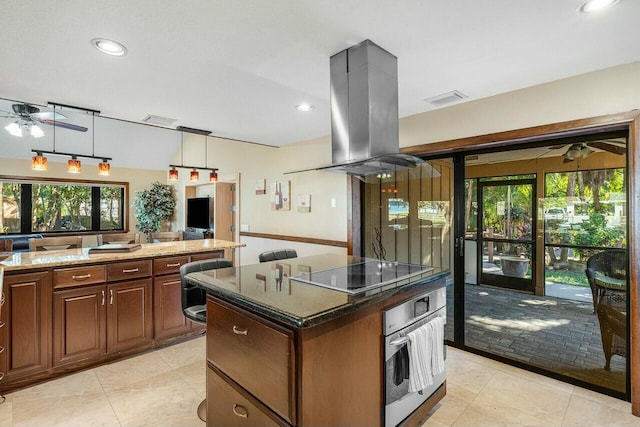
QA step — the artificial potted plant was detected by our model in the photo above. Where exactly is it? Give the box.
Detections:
[134,181,177,242]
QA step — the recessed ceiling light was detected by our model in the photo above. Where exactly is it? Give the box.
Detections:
[91,38,128,56]
[578,0,619,13]
[296,104,314,112]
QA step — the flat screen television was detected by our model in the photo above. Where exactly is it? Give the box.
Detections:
[186,197,213,230]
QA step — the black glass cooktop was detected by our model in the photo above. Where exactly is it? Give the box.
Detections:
[290,259,433,295]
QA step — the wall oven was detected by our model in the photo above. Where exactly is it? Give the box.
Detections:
[384,286,446,427]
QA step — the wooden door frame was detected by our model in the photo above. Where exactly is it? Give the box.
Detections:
[345,110,639,415]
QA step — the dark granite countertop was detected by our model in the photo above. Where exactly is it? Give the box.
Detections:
[186,253,448,329]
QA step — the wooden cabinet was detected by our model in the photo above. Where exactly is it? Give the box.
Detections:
[0,271,50,382]
[53,262,153,368]
[53,285,106,366]
[207,364,287,427]
[207,298,295,425]
[153,255,191,341]
[53,265,106,290]
[153,273,190,340]
[190,250,224,262]
[107,279,153,353]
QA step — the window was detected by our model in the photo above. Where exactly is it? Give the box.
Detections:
[1,177,126,234]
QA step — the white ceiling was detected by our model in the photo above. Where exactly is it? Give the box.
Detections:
[1,0,639,169]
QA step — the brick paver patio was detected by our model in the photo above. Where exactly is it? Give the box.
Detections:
[446,284,626,393]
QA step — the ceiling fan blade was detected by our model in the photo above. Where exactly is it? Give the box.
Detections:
[39,119,88,132]
[587,141,626,155]
[563,156,574,163]
[549,144,567,150]
[31,111,67,120]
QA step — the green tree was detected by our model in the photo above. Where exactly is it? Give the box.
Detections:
[134,182,176,239]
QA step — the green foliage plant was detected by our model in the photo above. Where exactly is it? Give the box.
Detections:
[134,182,176,239]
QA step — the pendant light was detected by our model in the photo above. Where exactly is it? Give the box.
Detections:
[67,156,82,173]
[31,105,53,171]
[205,136,218,182]
[190,169,200,181]
[169,131,183,181]
[31,151,47,171]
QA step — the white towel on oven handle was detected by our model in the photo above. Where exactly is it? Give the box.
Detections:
[407,322,434,393]
[430,316,445,375]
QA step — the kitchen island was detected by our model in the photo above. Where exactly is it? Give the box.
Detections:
[0,238,243,392]
[186,253,448,427]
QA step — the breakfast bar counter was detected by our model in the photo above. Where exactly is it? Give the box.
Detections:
[0,238,244,393]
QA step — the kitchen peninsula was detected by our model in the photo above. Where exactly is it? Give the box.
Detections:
[0,238,243,392]
[186,253,448,427]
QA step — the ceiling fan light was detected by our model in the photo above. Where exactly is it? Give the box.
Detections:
[31,153,47,171]
[98,160,111,176]
[564,146,582,160]
[580,145,594,158]
[190,169,200,182]
[5,122,23,137]
[67,157,82,174]
[30,124,44,138]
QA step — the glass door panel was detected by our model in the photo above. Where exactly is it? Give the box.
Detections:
[478,180,535,293]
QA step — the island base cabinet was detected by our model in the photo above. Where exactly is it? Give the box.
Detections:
[207,364,288,427]
[53,279,153,368]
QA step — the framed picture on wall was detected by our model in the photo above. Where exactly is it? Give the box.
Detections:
[255,179,266,195]
[297,194,311,213]
[270,180,290,211]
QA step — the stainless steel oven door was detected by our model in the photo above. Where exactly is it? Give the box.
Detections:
[384,307,446,427]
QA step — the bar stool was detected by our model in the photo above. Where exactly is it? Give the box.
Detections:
[180,258,233,421]
[258,249,298,263]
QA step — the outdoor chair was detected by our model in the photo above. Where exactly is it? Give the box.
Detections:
[584,248,627,370]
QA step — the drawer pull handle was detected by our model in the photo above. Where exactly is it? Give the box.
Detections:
[232,404,248,418]
[72,273,92,280]
[110,289,114,305]
[0,372,4,381]
[122,268,139,274]
[101,290,105,306]
[232,325,248,336]
[0,321,4,329]
[0,346,4,354]
[166,263,181,267]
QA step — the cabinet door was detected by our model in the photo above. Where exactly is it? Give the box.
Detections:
[107,279,153,353]
[153,274,190,341]
[53,285,107,367]
[1,271,50,382]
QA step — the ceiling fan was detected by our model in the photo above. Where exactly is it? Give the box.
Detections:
[551,139,626,163]
[0,103,88,138]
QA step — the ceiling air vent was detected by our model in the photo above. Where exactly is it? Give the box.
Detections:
[141,114,177,127]
[425,90,468,107]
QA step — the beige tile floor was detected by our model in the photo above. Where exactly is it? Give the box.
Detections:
[0,337,635,426]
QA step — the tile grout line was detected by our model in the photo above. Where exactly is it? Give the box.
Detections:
[93,367,125,427]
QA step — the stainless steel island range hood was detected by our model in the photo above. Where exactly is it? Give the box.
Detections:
[288,39,424,178]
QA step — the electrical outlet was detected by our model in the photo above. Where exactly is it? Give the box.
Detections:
[240,224,249,232]
[331,198,336,208]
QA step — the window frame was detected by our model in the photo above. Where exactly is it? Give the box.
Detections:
[1,175,128,235]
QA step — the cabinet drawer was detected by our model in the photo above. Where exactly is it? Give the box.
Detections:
[153,256,190,276]
[207,365,287,427]
[53,265,106,289]
[190,250,223,262]
[107,260,152,282]
[207,298,295,424]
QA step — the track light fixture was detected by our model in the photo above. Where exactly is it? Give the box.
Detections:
[168,126,218,182]
[30,106,112,175]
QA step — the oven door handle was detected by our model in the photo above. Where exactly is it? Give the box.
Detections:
[389,336,410,346]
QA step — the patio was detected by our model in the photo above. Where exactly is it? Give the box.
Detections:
[446,283,626,393]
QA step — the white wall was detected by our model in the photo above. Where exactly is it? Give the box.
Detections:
[238,236,347,266]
